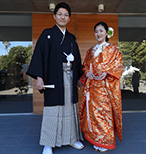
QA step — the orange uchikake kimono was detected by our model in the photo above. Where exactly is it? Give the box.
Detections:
[79,43,123,149]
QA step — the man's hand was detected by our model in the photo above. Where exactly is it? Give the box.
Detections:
[36,77,45,90]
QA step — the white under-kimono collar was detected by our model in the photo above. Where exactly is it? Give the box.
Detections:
[93,42,109,57]
[56,24,66,35]
[56,25,66,44]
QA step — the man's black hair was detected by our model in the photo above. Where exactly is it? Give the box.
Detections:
[54,2,71,17]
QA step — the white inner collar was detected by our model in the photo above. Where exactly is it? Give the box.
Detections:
[56,24,66,35]
[93,42,109,57]
[93,42,108,50]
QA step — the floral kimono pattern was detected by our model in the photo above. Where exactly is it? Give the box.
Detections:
[79,43,123,149]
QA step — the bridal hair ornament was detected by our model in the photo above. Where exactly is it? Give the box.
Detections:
[107,27,114,38]
[63,52,74,66]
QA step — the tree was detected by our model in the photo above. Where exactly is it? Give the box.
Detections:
[0,45,32,93]
[119,41,146,85]
[119,42,139,67]
[131,42,146,73]
[2,41,11,55]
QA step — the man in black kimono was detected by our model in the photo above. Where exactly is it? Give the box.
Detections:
[27,2,84,154]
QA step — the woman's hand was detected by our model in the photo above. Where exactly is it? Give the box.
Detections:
[86,71,94,79]
[86,71,107,80]
[93,72,107,80]
[98,72,107,80]
[78,79,84,89]
[36,77,45,90]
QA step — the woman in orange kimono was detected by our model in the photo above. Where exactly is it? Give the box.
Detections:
[79,21,123,153]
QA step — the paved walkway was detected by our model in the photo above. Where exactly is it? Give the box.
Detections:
[0,112,146,154]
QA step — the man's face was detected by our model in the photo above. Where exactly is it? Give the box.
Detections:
[54,8,70,28]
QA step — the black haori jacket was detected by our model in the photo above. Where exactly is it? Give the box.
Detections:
[26,25,83,106]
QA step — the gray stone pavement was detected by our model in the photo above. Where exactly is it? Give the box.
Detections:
[0,112,146,154]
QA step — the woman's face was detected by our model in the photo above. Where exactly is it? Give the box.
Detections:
[94,24,107,44]
[54,8,70,29]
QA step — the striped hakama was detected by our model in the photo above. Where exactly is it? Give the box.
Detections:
[40,63,82,147]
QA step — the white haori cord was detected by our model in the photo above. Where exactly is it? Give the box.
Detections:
[63,52,74,66]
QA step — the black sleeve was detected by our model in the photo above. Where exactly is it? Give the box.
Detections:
[26,30,45,80]
[74,35,84,80]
